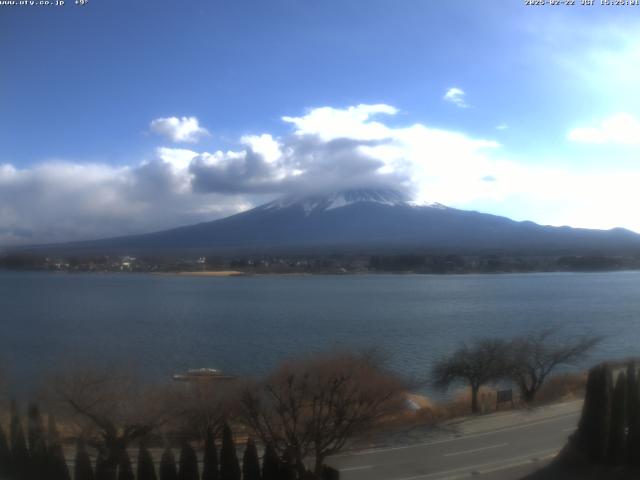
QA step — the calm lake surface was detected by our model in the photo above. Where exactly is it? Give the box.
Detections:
[1,270,639,395]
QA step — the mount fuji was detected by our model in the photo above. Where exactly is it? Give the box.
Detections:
[22,188,640,255]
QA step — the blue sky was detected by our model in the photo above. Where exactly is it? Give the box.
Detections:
[2,1,640,245]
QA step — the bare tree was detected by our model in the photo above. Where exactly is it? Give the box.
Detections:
[50,365,170,474]
[168,379,241,441]
[431,338,509,414]
[507,329,600,404]
[240,350,405,476]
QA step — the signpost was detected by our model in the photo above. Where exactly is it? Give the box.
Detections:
[496,388,514,410]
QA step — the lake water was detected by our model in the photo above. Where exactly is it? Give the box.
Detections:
[1,270,639,396]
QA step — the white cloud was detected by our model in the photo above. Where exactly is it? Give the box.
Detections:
[568,113,640,145]
[278,104,500,204]
[0,157,246,246]
[5,103,640,246]
[149,116,210,143]
[283,104,398,141]
[443,87,468,108]
[1,104,502,245]
[155,146,198,171]
[241,134,282,164]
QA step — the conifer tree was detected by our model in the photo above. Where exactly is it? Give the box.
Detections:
[26,404,45,451]
[10,400,30,480]
[202,428,219,480]
[575,365,597,453]
[219,424,241,480]
[117,449,135,480]
[47,414,71,480]
[607,371,627,465]
[96,450,118,480]
[575,364,614,463]
[27,404,47,471]
[46,413,61,451]
[242,438,261,480]
[137,442,157,480]
[320,465,340,480]
[261,444,280,480]
[626,362,640,465]
[0,423,11,477]
[178,441,199,480]
[159,447,178,480]
[602,366,614,461]
[74,438,95,480]
[279,449,296,480]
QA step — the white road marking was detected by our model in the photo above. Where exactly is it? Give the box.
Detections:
[549,400,582,409]
[440,452,558,480]
[340,465,373,472]
[562,427,576,432]
[333,411,579,458]
[487,412,520,419]
[442,442,508,457]
[390,448,559,480]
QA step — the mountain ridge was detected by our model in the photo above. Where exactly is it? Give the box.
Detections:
[13,188,640,256]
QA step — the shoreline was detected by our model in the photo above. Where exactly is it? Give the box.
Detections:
[152,270,247,277]
[4,268,640,277]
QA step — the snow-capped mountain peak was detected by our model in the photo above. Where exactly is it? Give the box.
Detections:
[261,188,415,215]
[28,187,640,255]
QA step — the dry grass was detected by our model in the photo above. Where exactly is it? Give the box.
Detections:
[0,372,588,449]
[422,387,501,422]
[380,372,588,431]
[534,372,587,405]
[375,388,498,429]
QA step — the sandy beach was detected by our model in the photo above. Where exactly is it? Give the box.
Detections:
[154,270,246,277]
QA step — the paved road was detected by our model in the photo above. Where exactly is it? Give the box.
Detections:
[328,401,582,480]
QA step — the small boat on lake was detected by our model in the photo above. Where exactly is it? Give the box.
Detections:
[172,368,237,382]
